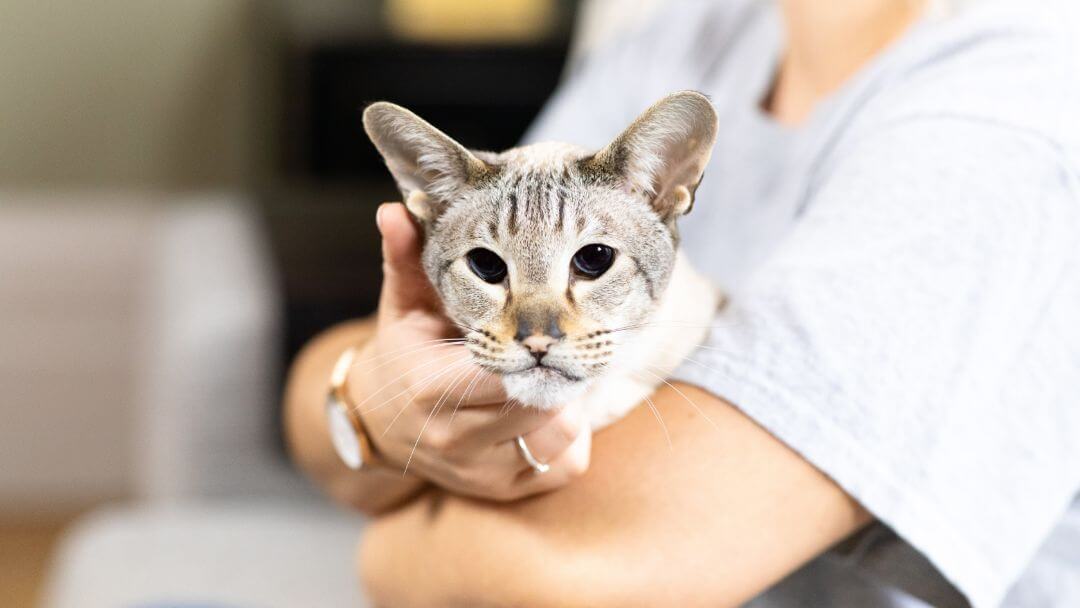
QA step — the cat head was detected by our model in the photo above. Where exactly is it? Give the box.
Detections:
[363,91,718,408]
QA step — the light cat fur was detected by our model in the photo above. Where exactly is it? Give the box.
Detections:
[575,251,717,428]
[364,91,722,430]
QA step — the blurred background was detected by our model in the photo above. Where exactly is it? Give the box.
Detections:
[0,0,663,605]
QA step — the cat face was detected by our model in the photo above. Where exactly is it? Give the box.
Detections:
[364,92,718,408]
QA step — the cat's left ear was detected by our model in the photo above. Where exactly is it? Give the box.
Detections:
[586,91,719,220]
[363,102,492,226]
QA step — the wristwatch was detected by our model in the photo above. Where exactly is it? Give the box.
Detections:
[325,346,380,470]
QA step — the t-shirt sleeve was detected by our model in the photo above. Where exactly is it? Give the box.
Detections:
[671,117,1080,608]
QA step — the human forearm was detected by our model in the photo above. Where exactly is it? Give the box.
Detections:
[359,383,871,607]
[283,318,426,515]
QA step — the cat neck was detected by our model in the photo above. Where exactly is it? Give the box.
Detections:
[636,250,721,379]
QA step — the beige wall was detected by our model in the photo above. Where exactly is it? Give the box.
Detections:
[0,1,279,513]
[0,0,274,189]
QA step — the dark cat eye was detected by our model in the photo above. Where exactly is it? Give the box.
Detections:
[466,248,508,283]
[572,244,616,279]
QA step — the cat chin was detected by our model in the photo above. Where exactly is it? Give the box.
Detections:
[502,368,589,410]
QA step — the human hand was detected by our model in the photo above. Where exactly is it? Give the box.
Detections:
[347,203,591,501]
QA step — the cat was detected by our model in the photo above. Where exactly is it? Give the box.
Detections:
[363,91,722,430]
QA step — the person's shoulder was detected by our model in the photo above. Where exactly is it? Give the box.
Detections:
[851,0,1080,150]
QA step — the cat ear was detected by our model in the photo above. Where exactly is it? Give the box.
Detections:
[363,102,491,224]
[586,91,718,220]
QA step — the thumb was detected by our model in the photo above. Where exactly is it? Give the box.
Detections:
[376,202,439,317]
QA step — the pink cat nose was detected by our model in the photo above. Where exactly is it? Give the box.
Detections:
[521,334,558,355]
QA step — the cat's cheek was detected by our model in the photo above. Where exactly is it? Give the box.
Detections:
[444,267,508,326]
[610,274,659,322]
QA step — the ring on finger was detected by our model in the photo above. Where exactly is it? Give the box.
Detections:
[515,435,550,474]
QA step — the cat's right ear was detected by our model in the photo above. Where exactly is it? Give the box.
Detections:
[584,91,719,221]
[363,102,491,225]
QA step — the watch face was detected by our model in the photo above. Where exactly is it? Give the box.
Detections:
[326,398,363,470]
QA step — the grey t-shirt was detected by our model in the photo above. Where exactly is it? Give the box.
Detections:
[526,1,1080,606]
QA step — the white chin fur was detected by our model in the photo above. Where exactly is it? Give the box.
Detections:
[502,370,588,409]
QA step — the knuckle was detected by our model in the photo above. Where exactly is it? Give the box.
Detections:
[413,383,440,404]
[565,455,590,479]
[423,426,451,453]
[439,428,468,455]
[551,412,581,445]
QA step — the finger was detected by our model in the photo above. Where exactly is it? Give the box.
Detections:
[446,369,506,406]
[515,406,587,465]
[416,361,504,412]
[471,406,584,474]
[447,402,560,448]
[433,417,590,502]
[376,202,439,317]
[507,426,592,498]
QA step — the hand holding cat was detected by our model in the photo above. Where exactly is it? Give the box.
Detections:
[345,203,592,501]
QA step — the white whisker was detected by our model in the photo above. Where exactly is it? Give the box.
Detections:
[641,393,672,450]
[642,366,720,433]
[353,348,467,412]
[381,358,474,443]
[350,339,465,375]
[355,336,465,362]
[359,351,471,416]
[402,362,476,476]
[447,367,486,427]
[449,320,486,336]
[498,398,521,418]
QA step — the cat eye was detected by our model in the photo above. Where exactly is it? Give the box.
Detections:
[465,248,508,283]
[572,244,616,279]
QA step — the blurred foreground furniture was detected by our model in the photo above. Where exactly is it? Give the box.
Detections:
[46,504,364,608]
[6,194,365,607]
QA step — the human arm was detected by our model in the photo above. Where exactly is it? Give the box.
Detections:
[359,382,871,607]
[283,316,427,515]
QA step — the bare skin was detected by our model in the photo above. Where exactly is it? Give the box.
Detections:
[360,384,871,607]
[284,0,923,603]
[769,0,927,123]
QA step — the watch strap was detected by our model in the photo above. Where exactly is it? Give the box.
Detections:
[326,346,382,470]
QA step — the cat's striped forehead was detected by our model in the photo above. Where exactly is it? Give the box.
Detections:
[430,140,674,293]
[474,143,594,238]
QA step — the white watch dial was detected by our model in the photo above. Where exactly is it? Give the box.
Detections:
[326,399,363,470]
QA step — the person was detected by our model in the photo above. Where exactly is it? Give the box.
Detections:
[284,0,1080,605]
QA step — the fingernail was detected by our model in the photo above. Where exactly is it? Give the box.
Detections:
[375,204,387,233]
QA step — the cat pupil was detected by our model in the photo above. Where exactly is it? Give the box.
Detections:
[572,244,615,279]
[466,248,507,283]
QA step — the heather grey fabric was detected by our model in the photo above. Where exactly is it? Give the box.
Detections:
[527,1,1080,606]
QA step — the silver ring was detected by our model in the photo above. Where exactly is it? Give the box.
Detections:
[515,435,550,474]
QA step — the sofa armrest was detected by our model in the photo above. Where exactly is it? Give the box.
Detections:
[134,197,306,502]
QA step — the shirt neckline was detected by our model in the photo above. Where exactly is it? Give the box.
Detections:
[736,1,943,136]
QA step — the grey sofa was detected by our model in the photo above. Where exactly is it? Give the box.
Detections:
[40,197,368,608]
